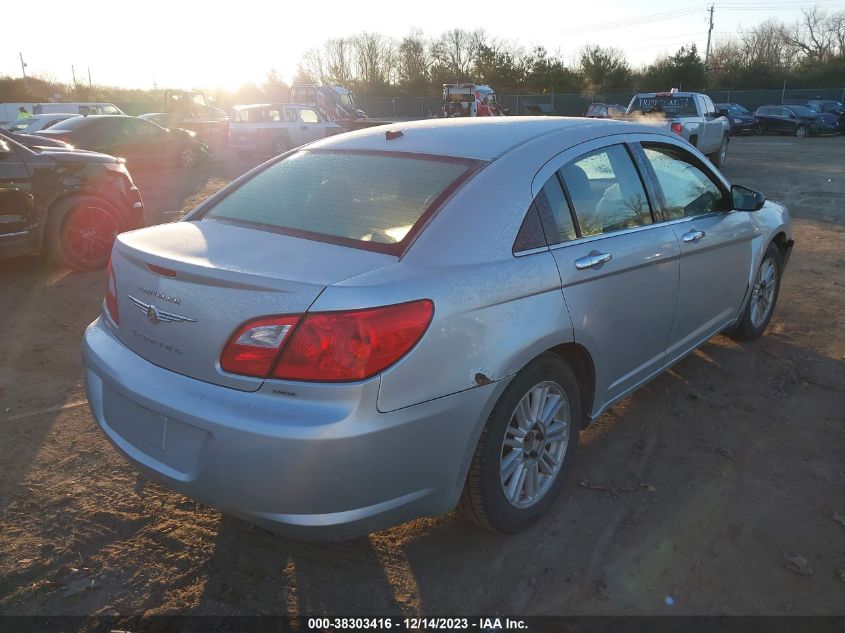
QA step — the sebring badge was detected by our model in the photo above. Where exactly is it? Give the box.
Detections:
[127,295,197,324]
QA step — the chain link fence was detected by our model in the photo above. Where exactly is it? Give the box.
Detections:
[359,88,845,118]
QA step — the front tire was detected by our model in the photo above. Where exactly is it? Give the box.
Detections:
[46,195,122,271]
[794,125,809,138]
[729,242,783,341]
[459,353,581,533]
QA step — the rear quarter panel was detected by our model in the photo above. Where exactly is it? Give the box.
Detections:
[311,141,581,412]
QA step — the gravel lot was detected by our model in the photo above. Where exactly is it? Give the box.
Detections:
[1,136,844,619]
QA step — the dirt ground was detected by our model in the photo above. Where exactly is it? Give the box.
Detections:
[0,136,844,619]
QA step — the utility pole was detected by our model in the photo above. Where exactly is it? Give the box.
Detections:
[19,52,28,86]
[71,65,78,90]
[88,67,92,88]
[704,4,715,89]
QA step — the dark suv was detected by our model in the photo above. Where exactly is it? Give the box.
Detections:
[0,131,144,271]
[754,105,839,137]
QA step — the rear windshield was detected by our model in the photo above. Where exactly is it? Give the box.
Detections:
[45,116,96,131]
[629,96,697,116]
[202,150,479,252]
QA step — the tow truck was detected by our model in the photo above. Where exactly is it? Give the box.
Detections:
[141,90,229,148]
[442,84,505,117]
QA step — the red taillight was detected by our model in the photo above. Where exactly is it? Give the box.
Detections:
[273,300,434,382]
[670,122,683,135]
[219,300,434,382]
[220,315,300,377]
[105,258,119,324]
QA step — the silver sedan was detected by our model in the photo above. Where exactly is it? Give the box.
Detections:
[82,117,793,539]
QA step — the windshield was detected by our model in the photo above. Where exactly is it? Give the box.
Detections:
[202,150,480,252]
[629,95,697,116]
[790,106,817,117]
[728,105,749,115]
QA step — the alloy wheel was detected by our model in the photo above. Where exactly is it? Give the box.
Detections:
[180,146,196,167]
[500,381,570,509]
[62,204,119,266]
[750,257,778,328]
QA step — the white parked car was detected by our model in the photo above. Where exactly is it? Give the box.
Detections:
[5,113,79,134]
[228,103,342,156]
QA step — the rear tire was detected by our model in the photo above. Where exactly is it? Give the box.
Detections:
[728,242,783,341]
[46,195,122,271]
[794,125,809,138]
[459,353,581,533]
[178,144,199,168]
[709,135,729,167]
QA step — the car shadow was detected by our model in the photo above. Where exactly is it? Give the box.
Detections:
[184,333,845,616]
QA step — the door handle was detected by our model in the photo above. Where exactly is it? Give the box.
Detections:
[682,230,706,243]
[575,252,612,270]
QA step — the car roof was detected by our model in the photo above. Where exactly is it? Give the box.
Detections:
[308,116,658,161]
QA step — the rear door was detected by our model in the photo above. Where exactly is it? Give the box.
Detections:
[637,141,754,363]
[539,140,680,410]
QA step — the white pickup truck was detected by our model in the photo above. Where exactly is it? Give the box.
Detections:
[626,91,731,166]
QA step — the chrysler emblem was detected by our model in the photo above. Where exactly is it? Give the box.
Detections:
[128,295,196,324]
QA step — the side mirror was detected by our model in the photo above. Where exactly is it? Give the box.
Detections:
[732,184,765,211]
[718,109,729,117]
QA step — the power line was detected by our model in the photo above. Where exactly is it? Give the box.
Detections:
[559,5,708,34]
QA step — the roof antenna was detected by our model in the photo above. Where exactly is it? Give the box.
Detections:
[385,130,403,140]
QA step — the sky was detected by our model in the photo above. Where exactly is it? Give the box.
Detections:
[4,0,844,91]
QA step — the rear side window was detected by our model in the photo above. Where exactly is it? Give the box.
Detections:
[203,150,478,251]
[560,144,652,237]
[537,175,577,244]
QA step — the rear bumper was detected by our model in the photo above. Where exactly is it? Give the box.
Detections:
[82,317,500,540]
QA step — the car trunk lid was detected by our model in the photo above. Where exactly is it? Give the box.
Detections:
[109,220,396,391]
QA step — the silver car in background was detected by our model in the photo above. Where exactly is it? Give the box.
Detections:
[82,117,793,539]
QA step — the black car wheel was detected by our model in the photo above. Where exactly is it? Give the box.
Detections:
[754,123,763,135]
[794,125,809,138]
[47,195,122,271]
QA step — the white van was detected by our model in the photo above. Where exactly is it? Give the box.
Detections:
[34,102,126,116]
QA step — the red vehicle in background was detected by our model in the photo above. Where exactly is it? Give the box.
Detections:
[442,84,505,117]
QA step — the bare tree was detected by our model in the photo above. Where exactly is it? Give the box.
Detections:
[396,29,431,91]
[297,48,328,85]
[324,38,355,86]
[431,29,483,83]
[351,32,396,90]
[784,8,845,62]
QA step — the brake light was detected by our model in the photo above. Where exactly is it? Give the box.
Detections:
[220,316,300,377]
[670,122,683,135]
[273,300,434,382]
[219,300,434,381]
[105,258,119,324]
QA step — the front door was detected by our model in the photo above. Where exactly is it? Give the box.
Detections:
[543,143,680,411]
[0,138,36,245]
[638,142,754,363]
[297,107,325,143]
